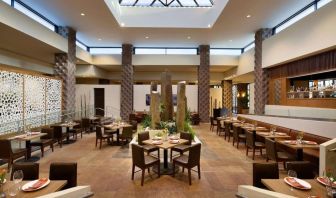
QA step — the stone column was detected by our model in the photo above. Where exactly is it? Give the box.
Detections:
[222,80,233,115]
[161,72,173,121]
[150,91,160,129]
[176,81,186,132]
[54,27,76,118]
[198,45,210,122]
[121,44,134,120]
[254,28,272,115]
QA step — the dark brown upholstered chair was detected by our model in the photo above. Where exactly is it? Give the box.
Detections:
[0,139,27,171]
[131,144,160,186]
[224,121,233,141]
[95,126,113,149]
[130,120,138,132]
[81,118,91,133]
[49,162,77,190]
[170,132,192,161]
[232,125,246,148]
[286,161,315,179]
[246,130,265,160]
[138,131,160,158]
[30,128,54,157]
[173,143,201,185]
[210,117,216,132]
[265,138,295,169]
[11,162,39,180]
[253,162,279,189]
[119,126,133,144]
[216,121,225,136]
[53,125,69,148]
[68,122,83,139]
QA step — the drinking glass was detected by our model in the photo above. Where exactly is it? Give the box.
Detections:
[296,131,304,144]
[8,183,18,197]
[288,170,297,191]
[13,170,23,189]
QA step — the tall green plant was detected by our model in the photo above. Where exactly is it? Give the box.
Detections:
[141,115,151,128]
[184,121,195,140]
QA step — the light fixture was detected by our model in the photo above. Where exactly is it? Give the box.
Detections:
[121,22,125,27]
[207,24,211,28]
[246,14,251,18]
[187,36,191,39]
[98,38,102,41]
[229,40,233,42]
[145,36,149,39]
[80,13,85,16]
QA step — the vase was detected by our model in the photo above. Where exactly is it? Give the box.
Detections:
[0,183,5,198]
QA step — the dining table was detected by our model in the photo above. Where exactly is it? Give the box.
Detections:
[277,140,320,160]
[256,131,291,139]
[262,178,329,198]
[54,122,80,143]
[142,138,188,175]
[2,180,67,198]
[103,123,132,145]
[9,133,47,159]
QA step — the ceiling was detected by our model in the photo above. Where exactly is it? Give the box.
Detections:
[22,0,314,48]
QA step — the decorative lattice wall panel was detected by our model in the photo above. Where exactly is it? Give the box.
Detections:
[46,78,62,124]
[0,71,24,134]
[24,75,46,128]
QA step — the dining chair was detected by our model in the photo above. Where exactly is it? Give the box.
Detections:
[173,143,201,185]
[245,130,265,160]
[265,138,295,169]
[224,121,233,141]
[286,161,315,179]
[49,162,77,190]
[30,127,54,157]
[210,117,216,132]
[119,126,133,145]
[95,126,113,149]
[81,118,91,133]
[11,162,39,180]
[131,144,160,186]
[170,132,192,161]
[216,121,225,136]
[232,125,246,149]
[68,121,83,139]
[253,162,279,189]
[130,120,138,133]
[138,131,160,158]
[52,125,69,148]
[0,139,27,171]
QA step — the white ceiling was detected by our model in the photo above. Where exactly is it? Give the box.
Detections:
[22,0,313,48]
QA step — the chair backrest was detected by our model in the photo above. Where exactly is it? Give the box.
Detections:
[130,120,138,130]
[11,162,39,180]
[233,125,239,139]
[245,130,255,148]
[265,138,278,161]
[49,162,77,189]
[122,126,133,138]
[180,132,192,145]
[81,118,90,128]
[0,139,12,158]
[188,143,201,167]
[138,131,150,145]
[253,163,279,189]
[53,126,63,138]
[96,126,103,138]
[41,128,54,139]
[131,144,145,167]
[210,117,214,125]
[224,121,231,134]
[286,161,315,179]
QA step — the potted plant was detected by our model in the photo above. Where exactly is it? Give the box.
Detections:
[0,168,6,197]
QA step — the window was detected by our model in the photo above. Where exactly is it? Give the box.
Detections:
[2,0,11,5]
[232,85,237,114]
[274,5,315,34]
[210,49,241,56]
[90,48,122,55]
[244,43,255,52]
[317,0,332,9]
[119,0,213,7]
[135,48,165,55]
[166,48,197,55]
[134,48,197,55]
[325,80,333,87]
[76,41,88,51]
[13,2,55,31]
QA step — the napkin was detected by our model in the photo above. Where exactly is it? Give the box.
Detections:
[286,177,305,188]
[28,178,48,190]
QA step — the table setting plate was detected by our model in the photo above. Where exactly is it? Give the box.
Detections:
[316,177,336,187]
[302,140,318,145]
[283,140,298,145]
[152,140,163,145]
[152,136,162,140]
[284,177,311,190]
[21,178,50,192]
[169,140,180,144]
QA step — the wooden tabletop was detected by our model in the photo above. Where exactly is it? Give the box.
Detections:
[2,180,67,198]
[58,122,80,128]
[256,132,291,139]
[277,140,320,149]
[104,123,132,130]
[262,179,328,198]
[9,133,46,141]
[142,139,188,149]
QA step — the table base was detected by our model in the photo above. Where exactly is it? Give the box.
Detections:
[152,163,179,175]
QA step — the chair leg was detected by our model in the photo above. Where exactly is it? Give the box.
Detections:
[131,164,135,180]
[252,148,255,160]
[246,148,248,156]
[188,168,192,185]
[237,139,239,148]
[198,165,201,179]
[51,143,54,152]
[260,148,262,155]
[41,146,44,157]
[170,149,173,162]
[157,162,160,178]
[182,167,185,173]
[99,139,102,149]
[95,139,98,147]
[148,168,150,173]
[141,169,145,186]
[172,162,175,177]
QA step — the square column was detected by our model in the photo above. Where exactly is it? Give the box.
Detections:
[121,44,134,120]
[198,45,210,122]
[222,80,233,114]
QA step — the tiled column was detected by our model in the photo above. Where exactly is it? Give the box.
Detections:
[254,28,272,115]
[54,27,76,116]
[198,45,210,122]
[222,80,233,114]
[121,44,134,120]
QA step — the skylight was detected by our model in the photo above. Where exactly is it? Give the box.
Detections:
[119,0,213,7]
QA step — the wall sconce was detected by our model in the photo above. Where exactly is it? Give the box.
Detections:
[237,93,240,98]
[241,92,246,97]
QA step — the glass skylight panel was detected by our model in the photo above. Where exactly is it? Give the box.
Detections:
[14,2,55,31]
[90,48,122,55]
[136,0,153,6]
[166,48,197,55]
[244,43,255,52]
[210,49,241,56]
[76,41,87,51]
[179,0,197,7]
[120,0,136,6]
[196,0,213,7]
[2,0,11,5]
[275,5,315,34]
[135,48,166,54]
[317,0,332,9]
[119,0,213,7]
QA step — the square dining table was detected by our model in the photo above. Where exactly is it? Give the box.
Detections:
[277,140,320,160]
[104,123,132,145]
[9,133,47,159]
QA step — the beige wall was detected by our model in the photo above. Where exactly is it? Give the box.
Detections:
[263,1,336,68]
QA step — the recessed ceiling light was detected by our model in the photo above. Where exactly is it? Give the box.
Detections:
[187,36,191,39]
[207,24,211,28]
[121,23,125,27]
[98,38,102,41]
[80,13,85,16]
[229,40,233,42]
[145,36,149,39]
[246,15,251,18]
